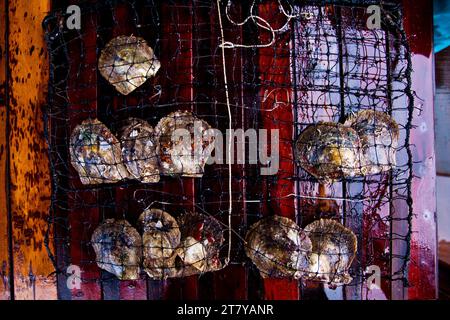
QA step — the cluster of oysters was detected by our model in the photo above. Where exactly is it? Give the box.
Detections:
[245,216,357,288]
[70,111,216,185]
[91,210,224,280]
[294,110,399,182]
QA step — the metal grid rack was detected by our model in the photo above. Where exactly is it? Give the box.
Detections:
[43,0,415,299]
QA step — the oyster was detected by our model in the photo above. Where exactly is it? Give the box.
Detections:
[91,219,142,280]
[155,111,216,177]
[345,110,399,175]
[138,208,180,279]
[304,219,357,287]
[294,122,364,181]
[119,118,160,183]
[98,35,160,95]
[245,216,312,279]
[176,211,224,272]
[70,119,130,185]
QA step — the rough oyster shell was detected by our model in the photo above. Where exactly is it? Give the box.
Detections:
[155,111,215,177]
[177,211,224,272]
[119,118,160,183]
[345,110,399,175]
[294,122,364,181]
[245,216,312,279]
[70,118,130,185]
[91,219,142,280]
[138,208,180,279]
[304,219,357,286]
[176,236,208,272]
[98,35,160,95]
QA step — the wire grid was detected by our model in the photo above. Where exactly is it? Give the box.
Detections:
[43,0,415,297]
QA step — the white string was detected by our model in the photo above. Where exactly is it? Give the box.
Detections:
[217,0,233,267]
[220,0,313,49]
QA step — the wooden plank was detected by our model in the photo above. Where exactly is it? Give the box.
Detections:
[96,1,148,301]
[0,0,11,301]
[401,0,437,300]
[64,2,101,300]
[258,1,299,300]
[158,1,198,300]
[7,0,57,300]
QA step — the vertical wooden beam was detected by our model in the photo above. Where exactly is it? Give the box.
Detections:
[258,1,299,300]
[64,2,101,300]
[0,0,11,301]
[7,0,57,300]
[159,0,198,300]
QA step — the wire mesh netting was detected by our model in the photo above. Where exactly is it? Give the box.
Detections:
[43,0,416,299]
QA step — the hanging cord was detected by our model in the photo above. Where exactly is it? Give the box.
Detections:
[216,0,233,266]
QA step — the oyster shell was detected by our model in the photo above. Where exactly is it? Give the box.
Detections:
[294,122,364,181]
[119,118,160,183]
[91,219,142,280]
[177,211,224,272]
[245,216,312,279]
[176,236,208,272]
[345,110,399,175]
[155,111,215,177]
[70,119,130,185]
[304,219,357,287]
[138,208,180,279]
[98,35,160,95]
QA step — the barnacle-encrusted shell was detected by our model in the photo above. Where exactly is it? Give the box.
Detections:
[98,35,161,95]
[91,219,142,280]
[155,111,215,177]
[294,122,364,181]
[345,110,399,175]
[304,219,357,287]
[119,118,160,183]
[177,211,224,272]
[70,119,130,185]
[138,208,180,279]
[245,216,312,279]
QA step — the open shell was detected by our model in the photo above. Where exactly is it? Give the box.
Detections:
[176,211,224,272]
[345,110,399,175]
[245,216,312,279]
[304,219,357,287]
[119,118,160,183]
[294,122,364,181]
[155,111,215,177]
[98,35,160,95]
[70,119,130,185]
[91,219,142,280]
[138,208,180,279]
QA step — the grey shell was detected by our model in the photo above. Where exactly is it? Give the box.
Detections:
[98,35,161,95]
[245,215,312,279]
[138,208,181,279]
[304,219,357,287]
[70,118,130,185]
[155,111,215,177]
[119,118,160,183]
[91,219,142,280]
[294,122,364,182]
[345,110,399,176]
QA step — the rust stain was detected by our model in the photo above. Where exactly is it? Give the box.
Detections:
[7,0,56,300]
